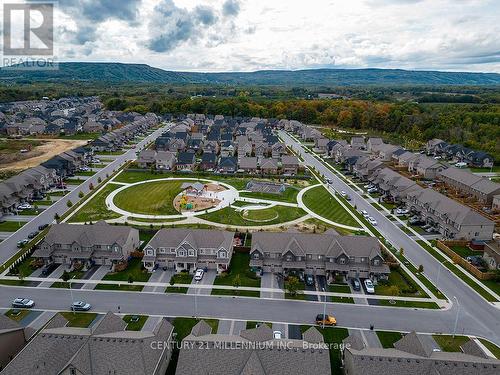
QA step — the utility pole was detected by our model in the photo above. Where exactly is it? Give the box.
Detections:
[322,287,327,329]
[453,296,460,337]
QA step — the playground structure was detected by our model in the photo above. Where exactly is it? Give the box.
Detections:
[174,182,227,213]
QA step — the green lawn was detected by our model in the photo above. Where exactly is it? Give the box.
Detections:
[166,272,193,293]
[58,132,101,140]
[94,284,144,291]
[0,221,26,232]
[239,186,300,203]
[113,180,183,215]
[60,312,98,327]
[433,335,470,352]
[7,256,39,277]
[246,321,272,329]
[213,253,260,290]
[123,315,148,331]
[479,339,500,359]
[302,186,359,227]
[469,166,500,173]
[102,258,151,283]
[34,199,53,206]
[50,270,85,288]
[231,201,269,208]
[69,183,122,223]
[96,150,124,155]
[5,309,30,322]
[300,325,349,375]
[450,245,481,259]
[65,178,86,185]
[328,284,354,303]
[199,205,306,227]
[378,300,439,309]
[75,171,96,176]
[376,267,426,297]
[376,331,403,348]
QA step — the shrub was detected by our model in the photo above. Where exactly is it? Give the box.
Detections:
[78,191,84,198]
[66,200,73,208]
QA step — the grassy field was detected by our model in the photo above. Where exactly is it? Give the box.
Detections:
[199,205,306,227]
[450,245,481,259]
[123,315,148,331]
[5,309,31,322]
[102,258,151,283]
[433,335,470,352]
[0,221,26,232]
[376,331,403,348]
[328,284,355,303]
[302,186,359,227]
[94,284,144,291]
[69,183,122,223]
[239,186,300,203]
[166,272,193,293]
[213,253,260,292]
[0,138,43,162]
[60,312,98,327]
[479,339,500,359]
[113,180,183,215]
[377,300,439,309]
[376,267,426,297]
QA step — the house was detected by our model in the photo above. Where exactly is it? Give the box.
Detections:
[41,151,82,177]
[2,312,173,375]
[314,136,330,152]
[437,167,500,205]
[200,152,217,171]
[142,228,235,273]
[366,137,383,153]
[271,142,287,158]
[254,142,268,158]
[394,151,419,168]
[33,221,140,270]
[406,187,495,240]
[218,156,238,173]
[176,152,196,171]
[353,158,384,180]
[260,158,279,174]
[249,232,389,280]
[493,195,500,211]
[377,144,403,162]
[281,155,300,175]
[350,136,365,150]
[368,168,420,201]
[426,138,448,155]
[176,321,331,375]
[136,149,156,168]
[342,331,500,375]
[155,151,176,170]
[0,315,29,371]
[468,151,494,168]
[239,156,258,173]
[483,240,500,270]
[408,155,447,179]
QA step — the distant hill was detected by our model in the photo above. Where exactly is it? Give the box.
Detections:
[1,62,499,86]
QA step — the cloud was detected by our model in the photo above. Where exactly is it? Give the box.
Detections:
[194,6,218,26]
[222,0,241,16]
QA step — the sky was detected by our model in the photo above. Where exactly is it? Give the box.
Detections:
[2,0,500,72]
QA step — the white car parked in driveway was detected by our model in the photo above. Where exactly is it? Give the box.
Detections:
[364,279,375,294]
[395,208,409,215]
[194,269,204,281]
[273,330,283,339]
[368,217,378,226]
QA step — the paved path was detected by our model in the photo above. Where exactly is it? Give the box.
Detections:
[361,330,382,348]
[81,266,110,290]
[142,316,162,331]
[143,269,173,293]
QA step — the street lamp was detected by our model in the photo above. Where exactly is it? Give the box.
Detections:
[194,280,199,318]
[70,275,76,315]
[453,296,460,337]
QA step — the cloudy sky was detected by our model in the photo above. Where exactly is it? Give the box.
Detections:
[5,0,500,72]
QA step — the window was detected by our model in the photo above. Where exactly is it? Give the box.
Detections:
[219,251,227,258]
[286,255,293,262]
[160,248,166,254]
[147,250,153,256]
[188,250,194,257]
[178,250,186,257]
[373,259,380,266]
[339,258,346,265]
[475,232,479,237]
[252,253,260,259]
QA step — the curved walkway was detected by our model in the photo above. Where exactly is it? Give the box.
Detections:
[105,177,239,219]
[297,184,363,231]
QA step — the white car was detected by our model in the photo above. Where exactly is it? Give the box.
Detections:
[194,269,204,281]
[367,188,378,194]
[368,217,378,226]
[17,203,32,210]
[361,210,369,218]
[273,330,283,339]
[395,208,409,215]
[340,191,347,197]
[364,279,375,294]
[12,298,35,308]
[71,301,91,311]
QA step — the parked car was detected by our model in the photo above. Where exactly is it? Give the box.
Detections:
[340,191,347,197]
[17,203,32,210]
[351,278,361,291]
[367,188,378,194]
[395,208,409,215]
[38,224,49,231]
[79,166,90,172]
[361,210,369,218]
[41,263,58,276]
[364,279,375,294]
[409,216,423,225]
[455,162,467,168]
[12,298,35,308]
[345,194,351,201]
[194,268,204,281]
[27,231,39,239]
[273,330,283,339]
[368,217,377,226]
[71,301,92,311]
[364,184,374,189]
[17,239,29,248]
[326,178,332,184]
[305,274,315,286]
[316,314,337,326]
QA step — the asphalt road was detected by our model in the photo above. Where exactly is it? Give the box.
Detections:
[279,130,500,344]
[0,123,172,265]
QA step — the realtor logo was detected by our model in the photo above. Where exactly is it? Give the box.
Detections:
[2,2,56,69]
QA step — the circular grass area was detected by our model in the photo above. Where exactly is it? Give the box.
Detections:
[199,205,307,226]
[113,180,184,215]
[240,209,279,222]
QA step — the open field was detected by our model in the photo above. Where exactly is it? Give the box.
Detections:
[113,180,184,215]
[0,138,87,172]
[69,183,122,223]
[302,186,358,227]
[199,205,306,226]
[239,186,300,203]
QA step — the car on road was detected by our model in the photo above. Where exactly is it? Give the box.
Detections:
[194,268,204,281]
[41,263,58,276]
[364,279,375,294]
[326,178,332,184]
[368,217,377,226]
[351,278,361,291]
[340,191,347,197]
[38,224,49,231]
[345,194,351,201]
[17,239,29,248]
[316,314,337,326]
[273,330,283,339]
[305,274,315,286]
[27,231,39,239]
[71,301,92,311]
[12,298,35,308]
[361,210,369,218]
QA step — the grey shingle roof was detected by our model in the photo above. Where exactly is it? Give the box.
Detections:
[146,228,234,253]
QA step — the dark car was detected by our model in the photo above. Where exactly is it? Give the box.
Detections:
[351,278,361,291]
[41,263,58,276]
[28,231,39,239]
[305,274,315,286]
[38,224,49,231]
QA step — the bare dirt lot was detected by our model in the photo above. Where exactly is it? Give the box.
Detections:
[0,138,88,172]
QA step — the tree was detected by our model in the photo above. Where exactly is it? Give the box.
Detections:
[399,248,404,257]
[285,276,301,297]
[387,285,400,297]
[128,275,134,284]
[418,264,424,273]
[54,213,60,223]
[78,191,84,198]
[89,183,94,190]
[61,270,70,283]
[66,200,73,208]
[232,274,241,289]
[97,177,102,183]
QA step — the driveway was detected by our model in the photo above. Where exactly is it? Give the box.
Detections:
[81,265,110,290]
[260,272,284,299]
[38,264,66,287]
[187,270,216,295]
[143,269,174,293]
